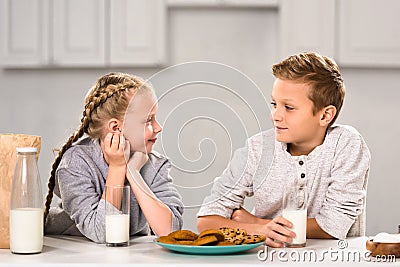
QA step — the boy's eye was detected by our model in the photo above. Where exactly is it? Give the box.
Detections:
[270,101,294,110]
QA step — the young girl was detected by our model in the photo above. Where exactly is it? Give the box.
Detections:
[44,72,184,243]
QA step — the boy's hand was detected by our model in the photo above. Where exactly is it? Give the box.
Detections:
[127,151,149,172]
[103,132,126,168]
[231,208,260,224]
[262,216,296,248]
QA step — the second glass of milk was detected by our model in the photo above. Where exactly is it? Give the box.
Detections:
[282,182,307,248]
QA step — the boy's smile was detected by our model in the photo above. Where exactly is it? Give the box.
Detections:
[270,78,327,156]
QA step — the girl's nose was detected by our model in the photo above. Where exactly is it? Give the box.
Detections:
[153,119,162,133]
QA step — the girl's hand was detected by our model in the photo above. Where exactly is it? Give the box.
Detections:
[127,151,149,172]
[123,135,131,163]
[262,216,296,248]
[103,132,127,168]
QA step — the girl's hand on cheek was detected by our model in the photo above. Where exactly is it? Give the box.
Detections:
[123,136,131,162]
[127,151,149,172]
[103,132,126,168]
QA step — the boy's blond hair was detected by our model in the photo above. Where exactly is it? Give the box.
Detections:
[272,52,345,126]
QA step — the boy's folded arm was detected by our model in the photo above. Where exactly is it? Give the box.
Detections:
[315,131,371,239]
[306,218,333,239]
[197,139,257,226]
[197,215,268,234]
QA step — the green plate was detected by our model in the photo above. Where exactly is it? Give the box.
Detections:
[154,240,264,255]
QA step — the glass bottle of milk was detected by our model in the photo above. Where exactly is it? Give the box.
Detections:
[10,147,43,254]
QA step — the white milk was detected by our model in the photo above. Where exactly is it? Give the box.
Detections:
[106,214,129,243]
[282,209,307,246]
[10,208,43,254]
[373,232,400,243]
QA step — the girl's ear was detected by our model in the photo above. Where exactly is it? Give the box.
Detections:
[319,105,336,126]
[106,118,122,133]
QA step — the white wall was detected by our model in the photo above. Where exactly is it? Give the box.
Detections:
[338,68,400,235]
[0,5,399,236]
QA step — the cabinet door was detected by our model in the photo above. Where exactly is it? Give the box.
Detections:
[53,0,105,66]
[338,0,400,67]
[109,0,166,66]
[279,0,335,58]
[0,0,49,67]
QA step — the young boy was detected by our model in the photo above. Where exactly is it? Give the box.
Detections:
[197,52,370,248]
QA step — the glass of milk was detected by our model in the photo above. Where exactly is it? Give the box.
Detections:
[105,185,130,247]
[282,182,307,248]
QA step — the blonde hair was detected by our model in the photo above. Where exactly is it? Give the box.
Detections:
[44,72,152,222]
[272,52,345,126]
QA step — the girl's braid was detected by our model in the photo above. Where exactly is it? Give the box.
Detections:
[43,80,136,223]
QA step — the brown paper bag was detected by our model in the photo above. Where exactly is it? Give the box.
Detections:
[0,134,41,249]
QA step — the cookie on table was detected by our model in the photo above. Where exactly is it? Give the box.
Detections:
[216,241,235,246]
[193,235,219,246]
[242,234,266,244]
[235,228,247,238]
[176,240,194,245]
[198,229,225,242]
[157,236,177,244]
[226,236,245,245]
[168,230,198,241]
[254,234,266,242]
[219,227,237,238]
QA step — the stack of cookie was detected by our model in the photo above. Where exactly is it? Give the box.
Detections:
[219,227,265,245]
[157,228,266,246]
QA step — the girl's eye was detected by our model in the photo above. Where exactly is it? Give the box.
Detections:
[146,116,155,123]
[285,105,294,111]
[270,102,277,107]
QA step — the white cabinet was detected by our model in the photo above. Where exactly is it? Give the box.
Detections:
[110,0,166,66]
[338,0,400,67]
[280,0,400,67]
[53,0,105,66]
[0,0,49,67]
[279,0,335,58]
[0,0,165,67]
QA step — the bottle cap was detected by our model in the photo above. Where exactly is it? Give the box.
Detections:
[16,147,37,153]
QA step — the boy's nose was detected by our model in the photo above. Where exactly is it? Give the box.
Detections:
[271,108,283,122]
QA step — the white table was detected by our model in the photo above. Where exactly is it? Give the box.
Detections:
[0,236,398,266]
